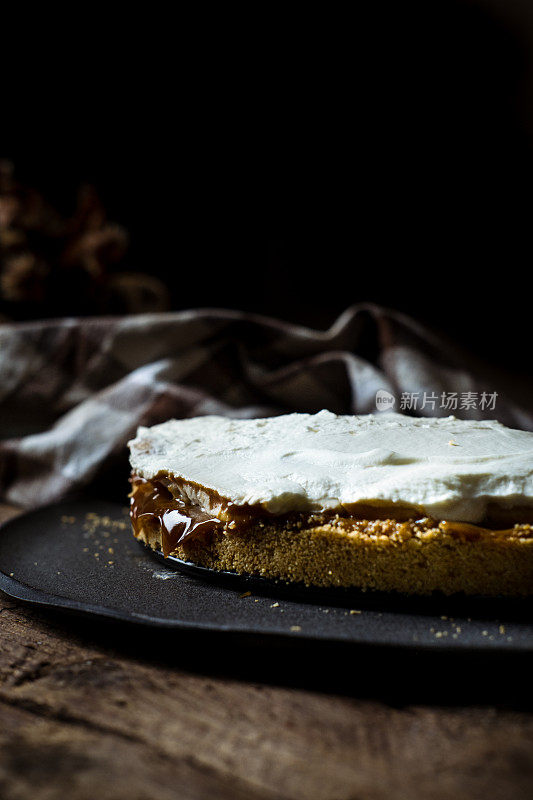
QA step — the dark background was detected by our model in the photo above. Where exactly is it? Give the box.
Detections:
[3,0,532,374]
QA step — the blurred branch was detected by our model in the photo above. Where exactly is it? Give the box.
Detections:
[0,161,169,318]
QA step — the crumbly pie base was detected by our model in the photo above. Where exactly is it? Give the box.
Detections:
[130,477,533,597]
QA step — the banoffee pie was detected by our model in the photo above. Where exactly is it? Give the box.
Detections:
[128,411,533,596]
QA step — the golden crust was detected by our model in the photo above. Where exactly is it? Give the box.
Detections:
[133,516,533,597]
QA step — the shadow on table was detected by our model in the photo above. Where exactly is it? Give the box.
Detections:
[25,603,533,712]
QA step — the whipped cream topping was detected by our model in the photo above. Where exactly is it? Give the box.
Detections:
[128,411,533,523]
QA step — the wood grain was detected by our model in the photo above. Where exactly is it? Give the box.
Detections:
[0,504,532,800]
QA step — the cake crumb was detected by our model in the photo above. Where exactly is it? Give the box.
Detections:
[290,625,302,632]
[349,609,361,615]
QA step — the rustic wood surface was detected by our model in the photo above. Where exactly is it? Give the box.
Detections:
[0,502,532,800]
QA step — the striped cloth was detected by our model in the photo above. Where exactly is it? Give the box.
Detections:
[0,305,531,507]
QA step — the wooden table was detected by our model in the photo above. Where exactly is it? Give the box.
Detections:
[0,502,532,800]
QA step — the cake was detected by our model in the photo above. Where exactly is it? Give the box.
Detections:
[127,411,533,596]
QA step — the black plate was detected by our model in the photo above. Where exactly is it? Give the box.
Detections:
[0,499,531,652]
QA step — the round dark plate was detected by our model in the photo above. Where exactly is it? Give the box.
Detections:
[0,499,531,652]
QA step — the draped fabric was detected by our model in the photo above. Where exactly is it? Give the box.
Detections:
[1,305,530,507]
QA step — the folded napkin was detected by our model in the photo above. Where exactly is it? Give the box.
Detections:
[0,304,531,508]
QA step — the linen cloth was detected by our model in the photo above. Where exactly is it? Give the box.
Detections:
[0,304,531,508]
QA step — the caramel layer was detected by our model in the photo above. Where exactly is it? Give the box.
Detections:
[130,475,530,556]
[130,477,221,556]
